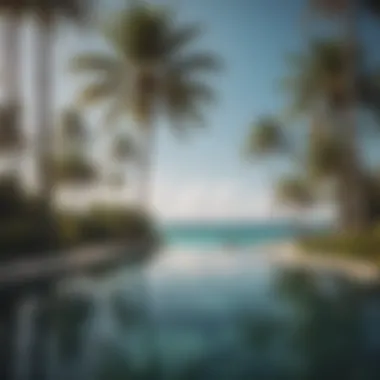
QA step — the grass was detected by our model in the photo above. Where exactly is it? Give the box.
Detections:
[298,228,380,265]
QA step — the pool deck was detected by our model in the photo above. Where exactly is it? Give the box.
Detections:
[0,242,146,288]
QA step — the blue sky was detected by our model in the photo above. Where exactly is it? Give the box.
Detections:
[15,0,380,220]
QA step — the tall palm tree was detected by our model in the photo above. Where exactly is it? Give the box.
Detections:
[30,0,92,205]
[243,112,346,214]
[309,1,367,232]
[0,2,24,174]
[0,2,23,111]
[306,0,380,230]
[70,1,221,207]
[281,37,380,231]
[70,7,221,375]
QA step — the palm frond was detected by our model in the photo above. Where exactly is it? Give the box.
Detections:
[309,0,349,17]
[182,107,205,127]
[185,80,216,104]
[168,104,206,137]
[72,3,221,132]
[69,53,119,73]
[281,38,353,119]
[164,72,215,121]
[244,116,286,157]
[103,4,168,63]
[163,73,211,135]
[367,0,380,16]
[165,23,203,55]
[275,176,313,207]
[76,78,116,107]
[174,52,223,73]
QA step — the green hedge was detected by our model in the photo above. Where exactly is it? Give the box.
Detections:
[58,206,158,248]
[0,207,158,261]
[0,177,159,261]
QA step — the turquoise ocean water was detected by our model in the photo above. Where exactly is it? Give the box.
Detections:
[162,221,302,248]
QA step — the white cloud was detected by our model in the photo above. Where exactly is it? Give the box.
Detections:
[55,178,333,222]
[152,179,276,221]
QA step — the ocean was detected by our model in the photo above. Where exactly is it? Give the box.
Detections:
[161,220,301,248]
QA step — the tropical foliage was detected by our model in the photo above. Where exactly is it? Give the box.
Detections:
[243,116,286,157]
[306,0,380,231]
[275,176,314,209]
[0,0,223,258]
[0,174,158,261]
[70,1,222,204]
[245,35,380,231]
[0,0,222,259]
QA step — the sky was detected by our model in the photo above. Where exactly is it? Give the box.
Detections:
[7,0,380,221]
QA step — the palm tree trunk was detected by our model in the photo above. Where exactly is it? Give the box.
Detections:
[338,0,369,232]
[34,15,54,206]
[137,116,164,378]
[307,0,369,232]
[139,118,156,209]
[3,11,22,173]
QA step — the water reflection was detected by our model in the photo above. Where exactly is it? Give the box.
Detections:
[10,251,380,380]
[270,268,362,380]
[13,297,38,380]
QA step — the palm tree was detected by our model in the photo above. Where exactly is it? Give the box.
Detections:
[0,2,22,102]
[243,112,347,219]
[0,2,24,174]
[242,115,315,223]
[70,3,220,375]
[30,0,92,205]
[70,1,221,207]
[306,0,380,231]
[243,116,302,219]
[281,37,380,231]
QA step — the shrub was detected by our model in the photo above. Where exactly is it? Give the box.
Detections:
[298,228,380,263]
[0,175,28,220]
[0,175,159,261]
